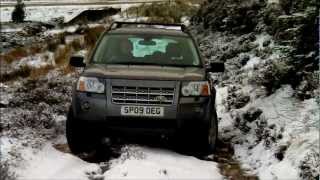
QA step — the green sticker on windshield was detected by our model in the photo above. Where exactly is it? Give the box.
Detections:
[129,38,176,57]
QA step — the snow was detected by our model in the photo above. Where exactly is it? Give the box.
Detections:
[15,144,101,180]
[105,145,223,180]
[267,0,279,4]
[44,25,79,36]
[253,34,272,50]
[1,28,23,33]
[217,85,320,180]
[0,3,141,23]
[4,141,224,179]
[243,55,261,70]
[17,51,55,68]
[111,14,149,22]
[0,136,18,162]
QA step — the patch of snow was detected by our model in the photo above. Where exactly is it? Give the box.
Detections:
[16,51,55,68]
[111,14,149,22]
[253,34,272,50]
[217,85,320,180]
[0,5,116,23]
[1,28,23,33]
[0,137,18,162]
[243,55,261,70]
[44,25,79,36]
[216,86,233,129]
[181,16,191,26]
[0,2,146,23]
[15,144,101,179]
[267,0,279,4]
[0,83,12,106]
[104,145,224,179]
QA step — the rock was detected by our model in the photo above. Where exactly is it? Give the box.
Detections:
[274,145,287,161]
[239,54,250,66]
[234,94,250,109]
[243,107,263,122]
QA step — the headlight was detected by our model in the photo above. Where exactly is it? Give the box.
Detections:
[77,76,105,93]
[181,81,211,96]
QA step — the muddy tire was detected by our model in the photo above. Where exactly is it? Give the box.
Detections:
[175,112,218,154]
[66,107,100,154]
[192,111,218,154]
[206,111,218,153]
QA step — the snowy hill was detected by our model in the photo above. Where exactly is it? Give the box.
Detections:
[190,0,319,179]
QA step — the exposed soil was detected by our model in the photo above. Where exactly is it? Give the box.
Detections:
[214,140,258,180]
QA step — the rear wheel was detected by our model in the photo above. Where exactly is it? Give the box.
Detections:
[66,107,100,154]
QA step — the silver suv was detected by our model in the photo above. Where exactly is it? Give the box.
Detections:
[67,22,224,154]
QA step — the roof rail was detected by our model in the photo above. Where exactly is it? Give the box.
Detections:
[108,21,187,32]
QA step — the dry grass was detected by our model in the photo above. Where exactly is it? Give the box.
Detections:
[48,33,67,52]
[84,26,105,50]
[29,65,54,80]
[61,64,76,74]
[1,64,56,82]
[70,39,83,52]
[1,65,31,82]
[54,44,72,66]
[0,47,29,63]
[1,26,105,81]
[0,32,67,64]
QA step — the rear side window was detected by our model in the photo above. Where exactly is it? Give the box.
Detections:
[92,34,201,67]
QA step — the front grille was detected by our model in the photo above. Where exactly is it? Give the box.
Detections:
[111,86,175,105]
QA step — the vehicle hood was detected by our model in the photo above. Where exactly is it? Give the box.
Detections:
[82,64,206,81]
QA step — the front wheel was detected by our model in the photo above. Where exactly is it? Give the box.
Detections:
[206,111,218,152]
[66,107,100,154]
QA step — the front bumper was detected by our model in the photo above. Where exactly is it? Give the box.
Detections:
[71,80,214,135]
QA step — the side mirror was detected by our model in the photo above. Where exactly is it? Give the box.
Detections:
[207,62,225,73]
[69,55,86,67]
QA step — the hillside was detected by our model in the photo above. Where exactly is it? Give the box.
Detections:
[190,0,319,179]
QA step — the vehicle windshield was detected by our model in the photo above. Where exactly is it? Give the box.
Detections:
[91,34,201,67]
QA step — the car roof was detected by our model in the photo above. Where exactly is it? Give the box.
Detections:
[108,27,190,37]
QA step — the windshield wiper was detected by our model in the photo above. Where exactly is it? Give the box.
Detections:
[107,62,160,66]
[101,62,200,67]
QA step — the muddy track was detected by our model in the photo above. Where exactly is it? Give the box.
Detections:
[214,140,258,180]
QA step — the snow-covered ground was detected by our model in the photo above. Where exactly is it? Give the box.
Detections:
[216,85,319,180]
[198,28,319,179]
[0,4,140,23]
[5,141,223,179]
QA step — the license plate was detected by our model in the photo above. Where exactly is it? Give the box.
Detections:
[121,106,164,117]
